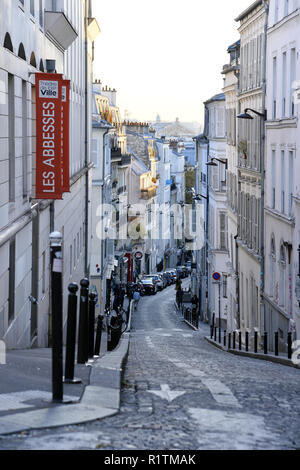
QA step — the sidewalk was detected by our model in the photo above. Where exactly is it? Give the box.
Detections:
[0,302,133,436]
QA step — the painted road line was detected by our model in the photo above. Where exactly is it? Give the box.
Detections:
[200,379,242,408]
[188,408,280,450]
[148,384,186,403]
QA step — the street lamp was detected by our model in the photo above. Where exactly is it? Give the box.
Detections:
[237,108,267,120]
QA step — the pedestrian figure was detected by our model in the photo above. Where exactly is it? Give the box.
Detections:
[133,288,140,310]
[177,288,183,309]
[175,279,182,291]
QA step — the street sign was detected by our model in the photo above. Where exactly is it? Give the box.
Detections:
[134,251,143,260]
[212,272,221,281]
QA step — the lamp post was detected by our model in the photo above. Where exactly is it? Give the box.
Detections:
[237,107,267,336]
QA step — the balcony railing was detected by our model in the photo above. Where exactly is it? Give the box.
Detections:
[140,186,157,200]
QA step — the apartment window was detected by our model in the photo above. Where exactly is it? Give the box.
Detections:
[91,139,98,167]
[8,74,15,202]
[290,48,296,116]
[281,150,285,214]
[270,237,276,296]
[288,151,294,215]
[39,0,43,27]
[22,80,28,199]
[272,57,277,119]
[271,150,276,209]
[284,0,289,16]
[30,0,35,16]
[282,52,287,117]
[219,212,228,250]
[8,237,16,323]
[279,246,286,307]
[222,274,228,298]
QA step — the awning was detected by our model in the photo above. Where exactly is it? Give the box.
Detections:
[44,11,78,51]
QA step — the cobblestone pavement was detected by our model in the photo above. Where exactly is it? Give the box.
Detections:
[1,279,300,450]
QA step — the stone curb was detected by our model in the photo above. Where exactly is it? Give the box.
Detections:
[0,302,134,437]
[205,336,300,370]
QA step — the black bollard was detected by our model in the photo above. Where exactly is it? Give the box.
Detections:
[88,293,96,359]
[246,331,249,352]
[64,283,82,384]
[77,278,90,364]
[288,332,292,359]
[224,330,227,347]
[219,327,221,344]
[254,331,258,353]
[214,326,217,342]
[94,315,104,357]
[239,331,242,351]
[264,332,268,355]
[228,332,231,349]
[233,331,236,350]
[210,324,213,339]
[275,331,279,357]
[50,233,63,402]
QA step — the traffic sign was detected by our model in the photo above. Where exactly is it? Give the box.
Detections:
[212,272,221,281]
[134,251,143,260]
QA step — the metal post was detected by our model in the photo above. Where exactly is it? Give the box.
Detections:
[218,283,221,344]
[210,324,213,339]
[254,331,258,353]
[77,278,90,364]
[288,332,292,359]
[64,283,82,384]
[246,331,249,352]
[275,331,279,357]
[228,332,231,349]
[50,231,63,402]
[224,330,227,347]
[88,293,96,359]
[264,332,268,355]
[233,331,236,350]
[214,326,217,342]
[239,331,242,351]
[94,315,104,357]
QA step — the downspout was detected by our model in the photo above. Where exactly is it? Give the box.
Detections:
[260,0,269,334]
[84,0,89,277]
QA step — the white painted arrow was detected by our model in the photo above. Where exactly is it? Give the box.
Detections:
[147,384,186,403]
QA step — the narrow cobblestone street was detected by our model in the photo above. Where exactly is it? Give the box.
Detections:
[1,281,300,450]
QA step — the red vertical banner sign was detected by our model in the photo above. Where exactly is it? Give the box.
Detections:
[35,73,63,199]
[61,80,70,192]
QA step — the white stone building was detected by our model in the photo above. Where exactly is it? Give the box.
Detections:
[204,93,228,328]
[0,0,99,349]
[235,0,268,337]
[222,40,240,332]
[264,0,300,348]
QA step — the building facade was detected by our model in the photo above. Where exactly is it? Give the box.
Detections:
[0,0,99,349]
[264,0,300,349]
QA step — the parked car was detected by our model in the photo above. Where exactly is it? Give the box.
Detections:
[163,272,173,286]
[166,269,177,283]
[144,274,164,291]
[140,278,157,295]
[185,261,192,274]
[176,267,185,279]
[158,273,168,289]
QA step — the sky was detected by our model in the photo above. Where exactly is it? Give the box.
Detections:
[92,0,252,125]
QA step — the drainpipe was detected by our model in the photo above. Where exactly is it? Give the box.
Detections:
[260,0,269,334]
[84,1,89,277]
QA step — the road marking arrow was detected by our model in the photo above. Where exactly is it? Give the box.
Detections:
[147,384,186,403]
